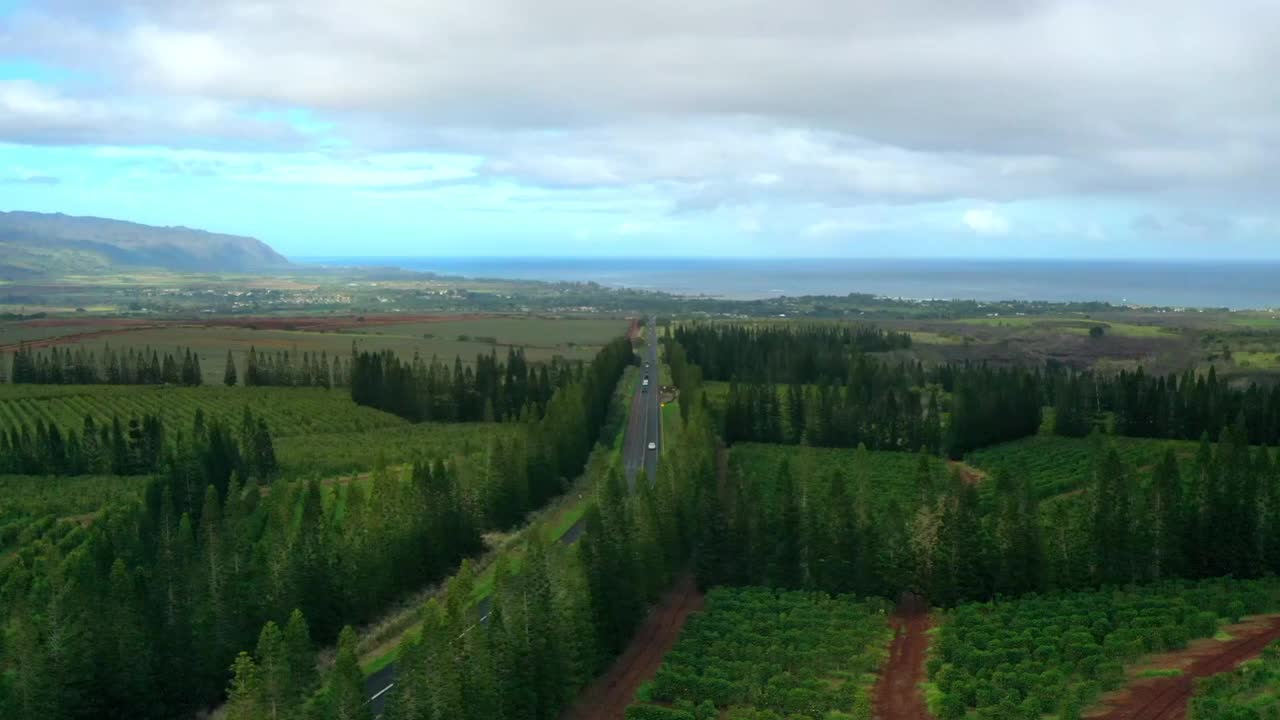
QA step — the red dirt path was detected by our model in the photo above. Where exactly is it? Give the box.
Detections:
[1089,614,1280,720]
[875,598,934,720]
[561,573,705,720]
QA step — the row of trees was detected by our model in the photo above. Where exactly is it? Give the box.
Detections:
[693,422,1280,607]
[220,371,719,720]
[0,337,635,720]
[8,344,205,385]
[717,363,1040,458]
[0,408,278,479]
[674,322,912,384]
[1053,365,1280,445]
[236,347,352,389]
[350,346,580,423]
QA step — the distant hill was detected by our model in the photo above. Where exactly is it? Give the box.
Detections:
[0,211,291,277]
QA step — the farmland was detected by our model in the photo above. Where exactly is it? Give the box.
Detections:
[0,314,629,383]
[626,586,892,719]
[966,434,1202,499]
[274,421,523,478]
[0,383,406,438]
[928,577,1280,720]
[728,442,949,513]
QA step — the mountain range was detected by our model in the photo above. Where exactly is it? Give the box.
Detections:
[0,211,291,277]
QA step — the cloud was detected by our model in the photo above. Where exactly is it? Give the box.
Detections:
[962,208,1011,235]
[3,0,1280,249]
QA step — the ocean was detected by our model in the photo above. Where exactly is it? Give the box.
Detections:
[295,257,1280,310]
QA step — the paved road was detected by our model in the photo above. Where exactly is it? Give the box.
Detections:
[623,316,661,490]
[365,317,660,716]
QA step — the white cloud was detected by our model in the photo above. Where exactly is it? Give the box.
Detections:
[962,208,1011,235]
[4,0,1280,245]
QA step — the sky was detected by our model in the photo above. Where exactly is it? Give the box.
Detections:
[1,1,1279,259]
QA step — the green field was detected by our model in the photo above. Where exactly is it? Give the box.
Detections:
[275,422,522,478]
[0,384,406,438]
[928,577,1280,720]
[729,442,947,512]
[966,434,1201,499]
[1,315,628,383]
[629,586,891,719]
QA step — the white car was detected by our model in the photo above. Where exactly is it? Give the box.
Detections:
[647,442,657,451]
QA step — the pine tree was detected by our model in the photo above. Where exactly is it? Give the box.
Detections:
[326,627,370,720]
[284,609,318,705]
[224,351,238,386]
[225,652,262,720]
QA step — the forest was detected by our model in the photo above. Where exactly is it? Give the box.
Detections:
[350,346,577,422]
[6,316,1280,720]
[0,336,634,720]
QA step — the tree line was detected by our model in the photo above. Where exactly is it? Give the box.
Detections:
[0,337,634,720]
[8,344,205,385]
[0,407,278,478]
[674,322,912,384]
[717,362,1040,458]
[350,345,579,423]
[225,400,719,720]
[236,347,352,389]
[1053,365,1280,445]
[693,421,1280,608]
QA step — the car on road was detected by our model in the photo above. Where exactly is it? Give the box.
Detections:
[647,442,657,451]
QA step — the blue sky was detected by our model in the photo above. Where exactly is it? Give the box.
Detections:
[2,1,1279,259]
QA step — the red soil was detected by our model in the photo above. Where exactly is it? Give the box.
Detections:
[948,460,986,485]
[0,313,502,352]
[875,597,935,720]
[561,573,705,720]
[1089,614,1280,720]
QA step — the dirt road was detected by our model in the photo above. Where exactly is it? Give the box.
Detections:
[1090,614,1280,720]
[875,596,934,720]
[561,573,705,720]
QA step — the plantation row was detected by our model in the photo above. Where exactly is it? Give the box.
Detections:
[727,442,948,514]
[0,384,406,438]
[966,433,1200,500]
[273,421,523,479]
[930,577,1280,720]
[628,587,891,720]
[1191,639,1280,720]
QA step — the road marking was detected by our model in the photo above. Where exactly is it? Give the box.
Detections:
[369,682,395,702]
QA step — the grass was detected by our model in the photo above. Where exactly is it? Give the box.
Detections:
[1138,668,1184,678]
[1232,350,1280,369]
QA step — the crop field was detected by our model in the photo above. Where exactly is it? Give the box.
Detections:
[0,474,147,554]
[0,384,406,438]
[626,586,891,720]
[928,577,1280,720]
[275,421,523,478]
[1189,639,1280,720]
[965,434,1201,499]
[728,443,949,512]
[0,314,628,383]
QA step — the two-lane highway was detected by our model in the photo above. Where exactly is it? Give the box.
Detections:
[624,316,661,489]
[365,316,661,716]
